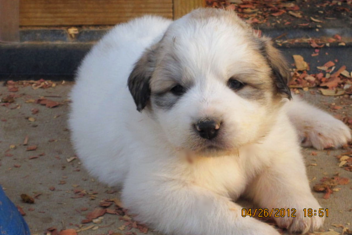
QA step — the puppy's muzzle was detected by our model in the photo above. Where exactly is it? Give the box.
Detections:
[194,119,221,140]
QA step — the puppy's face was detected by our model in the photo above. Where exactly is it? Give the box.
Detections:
[128,9,291,156]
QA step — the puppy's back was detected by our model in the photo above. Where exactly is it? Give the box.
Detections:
[69,16,171,186]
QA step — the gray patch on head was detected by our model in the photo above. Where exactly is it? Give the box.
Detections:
[255,36,292,99]
[151,92,182,110]
[128,43,161,112]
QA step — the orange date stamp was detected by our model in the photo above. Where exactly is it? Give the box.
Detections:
[241,208,329,218]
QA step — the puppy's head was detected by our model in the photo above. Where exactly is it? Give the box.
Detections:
[128,8,291,156]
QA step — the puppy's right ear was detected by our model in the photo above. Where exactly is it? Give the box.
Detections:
[128,44,159,112]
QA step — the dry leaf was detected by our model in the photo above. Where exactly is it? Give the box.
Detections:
[341,70,351,78]
[27,117,36,122]
[26,145,37,151]
[112,198,124,208]
[67,27,79,39]
[99,201,113,207]
[1,95,15,103]
[66,157,76,163]
[59,229,77,235]
[76,226,94,232]
[289,11,302,18]
[23,136,29,146]
[36,98,60,108]
[86,208,107,221]
[17,206,26,216]
[31,108,39,114]
[293,55,308,71]
[320,76,341,89]
[8,86,18,92]
[310,17,323,22]
[21,194,35,204]
[339,161,347,167]
[319,88,345,96]
[323,61,335,68]
[340,156,350,162]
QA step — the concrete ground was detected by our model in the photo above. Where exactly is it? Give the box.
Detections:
[0,82,351,235]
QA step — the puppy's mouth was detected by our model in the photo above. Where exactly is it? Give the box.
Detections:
[192,142,233,156]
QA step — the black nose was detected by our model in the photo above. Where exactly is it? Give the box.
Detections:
[194,120,221,140]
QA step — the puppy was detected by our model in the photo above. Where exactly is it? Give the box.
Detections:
[69,8,351,235]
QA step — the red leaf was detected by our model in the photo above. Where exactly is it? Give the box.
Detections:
[8,86,18,92]
[323,187,333,199]
[333,34,342,41]
[86,208,106,220]
[26,145,37,151]
[59,229,77,235]
[323,61,335,68]
[337,177,350,185]
[320,76,341,89]
[17,206,26,216]
[36,98,60,108]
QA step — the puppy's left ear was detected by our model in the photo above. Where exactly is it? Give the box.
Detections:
[259,37,292,99]
[128,44,159,112]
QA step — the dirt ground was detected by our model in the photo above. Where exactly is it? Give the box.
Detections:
[0,82,351,235]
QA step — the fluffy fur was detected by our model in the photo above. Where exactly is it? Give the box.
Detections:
[69,9,351,235]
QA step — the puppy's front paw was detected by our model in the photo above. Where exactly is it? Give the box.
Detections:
[250,219,281,235]
[300,117,351,150]
[274,196,325,234]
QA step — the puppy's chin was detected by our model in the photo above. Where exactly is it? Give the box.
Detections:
[188,144,238,158]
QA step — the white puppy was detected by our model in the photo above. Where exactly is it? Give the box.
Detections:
[69,8,351,235]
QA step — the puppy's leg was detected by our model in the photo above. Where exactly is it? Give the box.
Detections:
[246,148,324,233]
[286,94,351,150]
[122,174,280,235]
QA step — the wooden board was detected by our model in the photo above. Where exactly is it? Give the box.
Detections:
[19,0,173,26]
[173,0,205,19]
[0,0,20,41]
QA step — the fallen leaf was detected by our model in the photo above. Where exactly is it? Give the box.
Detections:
[337,177,350,185]
[8,86,18,92]
[310,17,323,22]
[320,76,341,89]
[31,108,39,114]
[36,98,60,108]
[99,201,113,208]
[271,10,286,17]
[293,55,308,71]
[319,88,345,96]
[333,34,342,41]
[112,198,124,208]
[66,157,77,163]
[331,105,342,110]
[323,61,335,68]
[27,117,36,122]
[1,95,15,103]
[85,208,107,221]
[331,65,346,78]
[17,206,26,216]
[310,40,324,48]
[59,229,77,235]
[289,11,302,18]
[27,145,37,151]
[76,226,94,232]
[21,194,35,204]
[23,136,29,146]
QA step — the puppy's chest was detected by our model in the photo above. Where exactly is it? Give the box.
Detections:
[189,157,247,198]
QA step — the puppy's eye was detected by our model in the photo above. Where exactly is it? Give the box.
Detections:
[170,84,186,96]
[227,78,245,91]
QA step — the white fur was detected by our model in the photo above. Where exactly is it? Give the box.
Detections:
[69,10,351,235]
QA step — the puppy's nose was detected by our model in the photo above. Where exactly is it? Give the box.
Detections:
[194,120,221,140]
